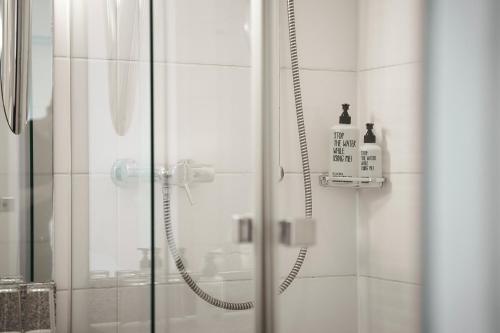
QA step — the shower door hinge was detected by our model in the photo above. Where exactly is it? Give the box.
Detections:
[233,215,253,243]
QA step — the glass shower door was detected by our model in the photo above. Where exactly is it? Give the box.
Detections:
[0,0,53,283]
[70,0,268,331]
[0,104,30,280]
[152,0,264,332]
[70,0,154,332]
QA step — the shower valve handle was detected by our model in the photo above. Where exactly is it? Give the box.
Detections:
[111,159,215,205]
[167,160,215,205]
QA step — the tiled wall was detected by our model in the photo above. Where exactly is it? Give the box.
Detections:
[54,0,153,332]
[51,0,422,332]
[276,0,358,332]
[53,0,71,331]
[357,0,423,332]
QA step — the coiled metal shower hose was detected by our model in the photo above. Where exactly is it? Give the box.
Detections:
[162,0,312,310]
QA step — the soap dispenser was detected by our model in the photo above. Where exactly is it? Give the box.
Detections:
[359,123,382,178]
[329,104,359,178]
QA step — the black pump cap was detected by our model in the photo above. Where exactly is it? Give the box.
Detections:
[339,104,351,124]
[364,123,376,143]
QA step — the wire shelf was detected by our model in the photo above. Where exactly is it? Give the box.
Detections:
[319,174,385,189]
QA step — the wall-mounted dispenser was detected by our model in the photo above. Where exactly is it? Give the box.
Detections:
[322,116,385,189]
[329,104,359,178]
[359,123,382,178]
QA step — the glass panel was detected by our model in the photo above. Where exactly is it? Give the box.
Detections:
[275,1,422,333]
[153,0,260,332]
[275,1,357,331]
[70,0,153,331]
[0,101,30,280]
[0,0,53,283]
[32,0,54,283]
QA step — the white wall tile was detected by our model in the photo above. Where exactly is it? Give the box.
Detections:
[280,0,358,71]
[54,175,71,290]
[154,0,251,66]
[358,0,423,70]
[358,277,421,333]
[70,59,89,173]
[280,69,357,174]
[358,63,422,174]
[276,173,357,277]
[359,174,422,284]
[72,287,118,333]
[156,63,253,173]
[117,0,150,61]
[155,280,254,333]
[54,58,71,174]
[54,0,70,57]
[56,290,71,333]
[116,183,152,272]
[71,58,151,174]
[156,173,255,275]
[71,175,90,289]
[277,276,357,333]
[71,0,111,59]
[118,285,151,333]
[88,175,118,276]
[72,0,150,61]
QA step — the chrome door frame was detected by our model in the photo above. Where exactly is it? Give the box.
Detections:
[252,0,280,332]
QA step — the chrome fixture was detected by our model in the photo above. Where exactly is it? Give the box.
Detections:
[0,0,31,135]
[111,159,215,204]
[279,218,316,247]
[233,215,254,244]
[319,174,386,189]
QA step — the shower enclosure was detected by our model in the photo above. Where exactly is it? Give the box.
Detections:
[1,0,426,332]
[66,0,367,331]
[66,0,394,331]
[8,0,500,332]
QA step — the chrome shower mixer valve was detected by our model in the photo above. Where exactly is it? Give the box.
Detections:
[111,159,215,204]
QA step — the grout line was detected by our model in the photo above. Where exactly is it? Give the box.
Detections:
[383,171,423,176]
[359,274,422,286]
[154,61,250,69]
[69,171,257,176]
[69,56,151,64]
[294,273,356,280]
[280,66,356,73]
[67,0,73,330]
[355,188,362,331]
[66,56,358,73]
[71,273,357,291]
[282,171,423,176]
[69,56,249,68]
[358,60,422,72]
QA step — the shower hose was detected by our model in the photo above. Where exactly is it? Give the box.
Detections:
[161,0,312,310]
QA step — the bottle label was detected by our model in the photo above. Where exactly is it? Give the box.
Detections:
[331,131,357,177]
[360,150,376,172]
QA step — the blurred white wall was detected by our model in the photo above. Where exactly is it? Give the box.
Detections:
[425,0,500,332]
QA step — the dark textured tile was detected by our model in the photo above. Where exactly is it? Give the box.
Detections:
[0,281,56,332]
[0,286,23,332]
